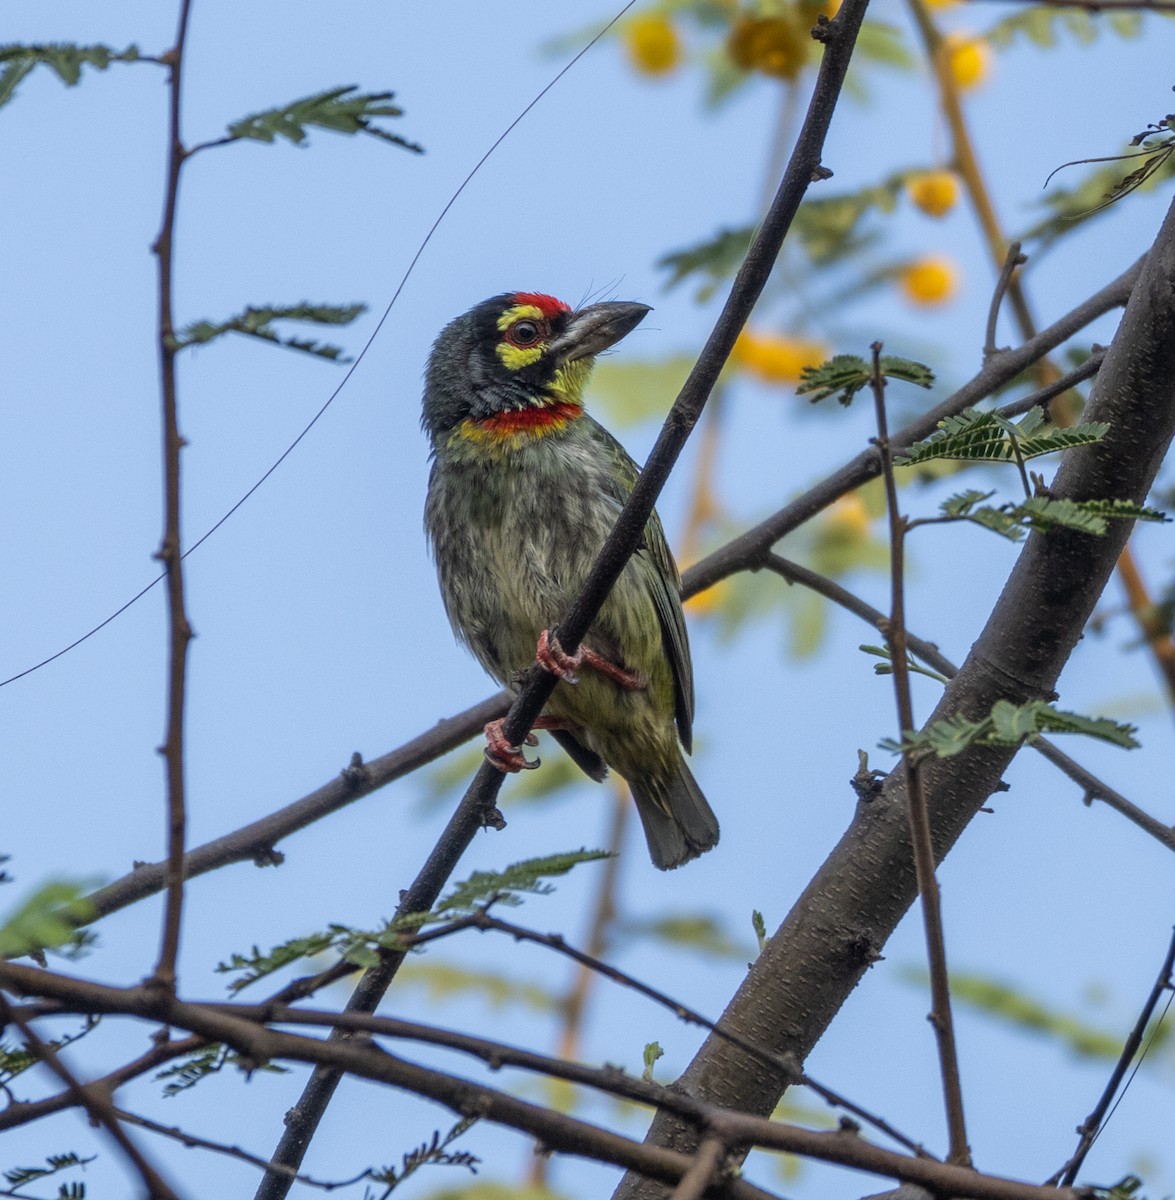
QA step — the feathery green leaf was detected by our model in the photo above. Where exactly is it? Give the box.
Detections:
[4,1152,96,1189]
[859,643,952,683]
[432,849,612,918]
[796,353,933,407]
[884,698,1139,758]
[896,408,1108,466]
[658,226,753,300]
[0,880,98,961]
[0,42,142,109]
[171,302,366,361]
[226,85,422,151]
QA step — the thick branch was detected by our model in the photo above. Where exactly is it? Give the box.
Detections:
[613,195,1175,1200]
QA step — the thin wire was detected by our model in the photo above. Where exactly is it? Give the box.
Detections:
[1082,986,1175,1159]
[1,3,636,690]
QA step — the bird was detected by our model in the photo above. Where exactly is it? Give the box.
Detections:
[421,291,719,870]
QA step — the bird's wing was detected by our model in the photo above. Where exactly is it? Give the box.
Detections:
[593,421,695,752]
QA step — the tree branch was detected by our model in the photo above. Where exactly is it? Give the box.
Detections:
[869,345,969,1164]
[150,0,196,995]
[1052,926,1175,1186]
[252,1,872,1192]
[613,193,1175,1200]
[760,554,1175,856]
[71,260,1135,943]
[0,962,1101,1200]
[0,993,181,1199]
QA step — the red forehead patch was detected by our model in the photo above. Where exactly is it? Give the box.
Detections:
[513,292,570,318]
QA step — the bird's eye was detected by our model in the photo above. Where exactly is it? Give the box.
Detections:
[507,319,542,347]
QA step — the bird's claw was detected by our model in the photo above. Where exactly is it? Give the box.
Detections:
[536,628,580,683]
[483,719,540,773]
[536,628,646,691]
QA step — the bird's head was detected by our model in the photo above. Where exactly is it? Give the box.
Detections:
[421,292,651,447]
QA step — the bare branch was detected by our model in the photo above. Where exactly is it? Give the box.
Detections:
[149,0,196,995]
[0,962,1105,1200]
[614,195,1175,1200]
[761,554,1175,855]
[0,1033,202,1132]
[0,993,181,1199]
[984,241,1027,360]
[670,1136,727,1200]
[1052,927,1175,1185]
[405,908,930,1158]
[869,343,970,1165]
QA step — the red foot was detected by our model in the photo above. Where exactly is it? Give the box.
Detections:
[483,716,575,773]
[536,628,646,691]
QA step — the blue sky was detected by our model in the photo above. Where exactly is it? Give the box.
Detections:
[3,2,1175,1197]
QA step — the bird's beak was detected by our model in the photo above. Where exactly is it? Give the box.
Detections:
[548,301,652,366]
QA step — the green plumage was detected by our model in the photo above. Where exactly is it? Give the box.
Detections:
[422,294,719,869]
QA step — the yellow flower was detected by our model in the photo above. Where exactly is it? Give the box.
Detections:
[906,169,960,219]
[899,256,959,307]
[925,0,960,9]
[734,329,829,384]
[684,576,731,618]
[727,15,810,81]
[944,32,992,90]
[823,494,871,541]
[624,13,681,76]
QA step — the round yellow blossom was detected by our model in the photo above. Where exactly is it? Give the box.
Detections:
[925,0,961,9]
[944,32,992,91]
[727,15,810,81]
[734,329,829,384]
[899,256,959,307]
[624,13,681,76]
[906,169,960,219]
[823,494,871,541]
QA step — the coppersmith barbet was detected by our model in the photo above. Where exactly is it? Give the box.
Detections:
[422,292,719,869]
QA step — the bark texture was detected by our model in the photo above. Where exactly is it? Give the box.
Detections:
[614,198,1175,1200]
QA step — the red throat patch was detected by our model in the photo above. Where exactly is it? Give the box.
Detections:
[478,400,580,436]
[458,399,582,446]
[512,292,571,319]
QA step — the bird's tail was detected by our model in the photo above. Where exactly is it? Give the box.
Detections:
[629,756,719,871]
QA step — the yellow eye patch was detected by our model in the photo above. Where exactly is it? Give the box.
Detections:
[497,342,543,370]
[496,303,544,332]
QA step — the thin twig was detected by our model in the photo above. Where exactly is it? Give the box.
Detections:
[670,1135,727,1200]
[0,1033,203,1132]
[760,552,1175,856]
[0,961,1098,1200]
[1051,927,1175,1186]
[112,1107,365,1192]
[406,907,932,1158]
[253,4,871,1193]
[869,343,970,1166]
[0,993,181,1199]
[908,0,1175,711]
[984,241,1027,360]
[150,0,197,995]
[531,778,630,1188]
